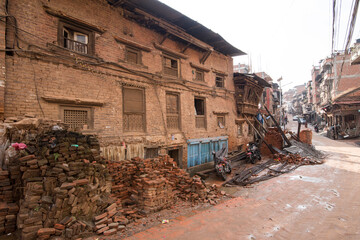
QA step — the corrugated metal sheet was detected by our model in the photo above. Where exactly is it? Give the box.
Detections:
[187,136,228,168]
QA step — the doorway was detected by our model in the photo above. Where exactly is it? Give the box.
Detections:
[168,148,181,168]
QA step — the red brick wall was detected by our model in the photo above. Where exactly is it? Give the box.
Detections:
[3,0,243,167]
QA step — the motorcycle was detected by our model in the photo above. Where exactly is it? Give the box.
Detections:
[314,124,319,133]
[212,147,231,181]
[246,142,261,164]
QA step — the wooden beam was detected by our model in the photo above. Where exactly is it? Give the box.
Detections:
[159,32,170,45]
[264,106,292,147]
[181,42,191,53]
[153,43,188,59]
[254,116,268,134]
[42,96,104,106]
[244,115,276,154]
[200,50,212,64]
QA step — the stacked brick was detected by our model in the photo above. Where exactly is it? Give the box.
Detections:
[109,155,222,220]
[260,128,284,156]
[299,129,312,145]
[2,118,114,240]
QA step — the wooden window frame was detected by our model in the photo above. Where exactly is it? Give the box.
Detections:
[125,46,142,65]
[122,87,146,132]
[216,115,225,128]
[194,97,206,129]
[58,20,95,55]
[215,75,225,88]
[237,123,243,137]
[163,54,179,78]
[59,105,93,129]
[166,92,181,131]
[194,69,205,81]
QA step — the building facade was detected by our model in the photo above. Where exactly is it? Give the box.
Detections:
[0,0,250,170]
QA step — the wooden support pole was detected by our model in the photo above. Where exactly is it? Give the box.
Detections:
[244,115,275,154]
[259,112,269,128]
[297,121,301,139]
[254,116,268,134]
[264,106,292,147]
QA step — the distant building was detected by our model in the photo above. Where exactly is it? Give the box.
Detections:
[233,63,250,73]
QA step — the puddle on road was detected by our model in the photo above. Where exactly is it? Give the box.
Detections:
[289,175,326,183]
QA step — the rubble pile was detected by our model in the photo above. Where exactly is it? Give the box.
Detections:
[260,129,283,156]
[109,155,222,219]
[273,153,312,165]
[0,118,123,239]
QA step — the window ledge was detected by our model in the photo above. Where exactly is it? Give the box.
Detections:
[42,95,105,106]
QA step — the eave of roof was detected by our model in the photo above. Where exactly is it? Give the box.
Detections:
[233,73,272,88]
[108,0,245,56]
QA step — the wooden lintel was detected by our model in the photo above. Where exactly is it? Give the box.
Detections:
[43,5,106,33]
[42,96,105,107]
[181,43,191,53]
[159,33,170,45]
[114,36,152,52]
[200,50,212,64]
[190,62,210,72]
[212,68,228,76]
[153,43,188,59]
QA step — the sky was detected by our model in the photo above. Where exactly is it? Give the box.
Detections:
[159,0,360,91]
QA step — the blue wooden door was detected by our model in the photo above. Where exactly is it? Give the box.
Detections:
[187,137,228,168]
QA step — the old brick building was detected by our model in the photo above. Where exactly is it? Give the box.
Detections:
[0,0,253,170]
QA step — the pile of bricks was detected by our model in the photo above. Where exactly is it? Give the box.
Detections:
[299,129,312,145]
[273,153,311,165]
[2,118,116,240]
[260,129,284,156]
[109,155,222,220]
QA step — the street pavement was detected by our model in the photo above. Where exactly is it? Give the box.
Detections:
[125,123,360,240]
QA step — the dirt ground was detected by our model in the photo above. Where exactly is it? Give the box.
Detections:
[114,120,360,240]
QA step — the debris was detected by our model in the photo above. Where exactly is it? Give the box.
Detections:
[161,220,169,224]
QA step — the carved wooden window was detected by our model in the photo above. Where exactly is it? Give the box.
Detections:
[166,93,180,130]
[60,106,93,130]
[194,69,204,81]
[216,75,224,88]
[123,87,145,132]
[248,122,253,136]
[163,55,179,77]
[58,21,94,55]
[126,47,141,64]
[194,98,206,128]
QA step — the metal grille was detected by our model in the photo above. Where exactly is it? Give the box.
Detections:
[63,109,88,129]
[124,113,144,131]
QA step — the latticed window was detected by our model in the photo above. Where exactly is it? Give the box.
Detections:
[237,123,243,136]
[59,21,94,55]
[61,107,92,130]
[194,69,204,81]
[194,98,206,128]
[126,47,141,64]
[163,55,179,77]
[166,93,180,130]
[123,87,145,132]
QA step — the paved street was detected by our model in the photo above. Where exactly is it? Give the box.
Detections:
[126,128,360,240]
